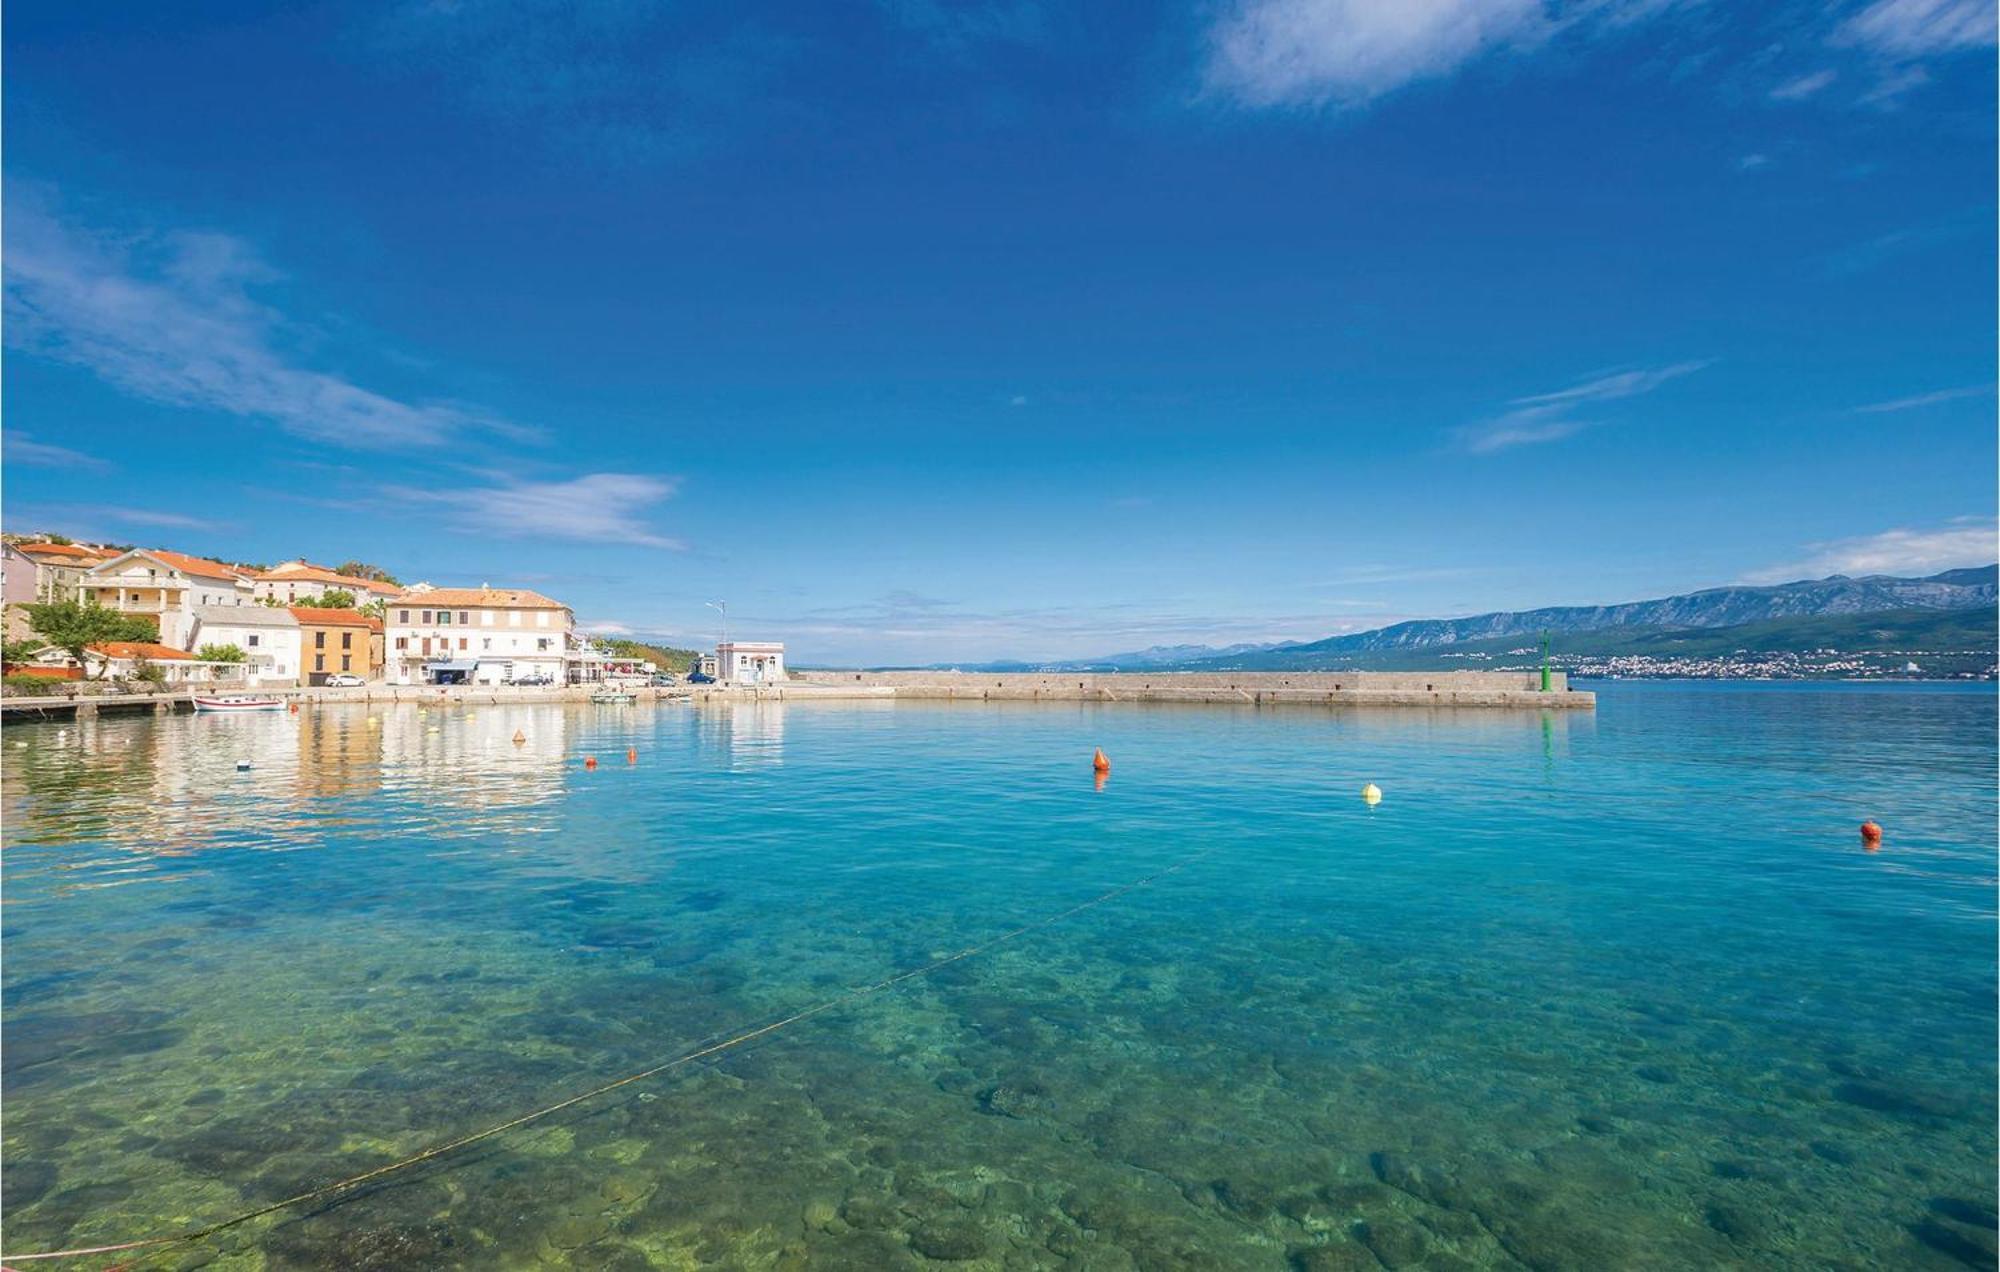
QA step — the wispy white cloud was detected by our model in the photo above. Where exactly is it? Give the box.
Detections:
[5,430,109,470]
[4,188,529,451]
[1743,517,1998,583]
[4,502,223,535]
[1455,360,1709,454]
[387,473,686,549]
[1769,68,1837,99]
[1834,0,1996,59]
[1200,0,1685,110]
[1736,153,1771,171]
[1508,361,1711,408]
[1204,0,1544,108]
[1855,383,1993,413]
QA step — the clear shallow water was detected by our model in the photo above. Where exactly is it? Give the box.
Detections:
[2,684,1993,1271]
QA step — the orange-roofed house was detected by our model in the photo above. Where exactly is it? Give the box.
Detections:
[81,549,255,648]
[16,540,118,603]
[385,584,573,685]
[28,641,235,684]
[251,560,402,605]
[291,607,385,685]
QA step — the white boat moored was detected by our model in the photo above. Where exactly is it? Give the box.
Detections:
[193,695,286,712]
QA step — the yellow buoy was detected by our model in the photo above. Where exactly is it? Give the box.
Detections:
[1361,783,1382,805]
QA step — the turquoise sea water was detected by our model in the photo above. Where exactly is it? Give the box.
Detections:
[2,683,1994,1270]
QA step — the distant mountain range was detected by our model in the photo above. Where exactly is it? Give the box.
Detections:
[939,567,1997,672]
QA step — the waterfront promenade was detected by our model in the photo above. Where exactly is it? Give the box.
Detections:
[722,669,1592,709]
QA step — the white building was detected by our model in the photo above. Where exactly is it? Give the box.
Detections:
[15,541,117,603]
[81,549,256,648]
[249,560,402,605]
[187,606,303,687]
[716,640,785,684]
[385,585,574,685]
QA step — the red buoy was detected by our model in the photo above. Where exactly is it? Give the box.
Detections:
[584,755,598,770]
[626,747,638,764]
[1860,820,1883,847]
[1092,748,1111,774]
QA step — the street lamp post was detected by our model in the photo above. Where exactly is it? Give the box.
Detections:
[706,600,727,647]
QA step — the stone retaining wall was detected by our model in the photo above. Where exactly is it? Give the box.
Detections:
[722,670,1591,709]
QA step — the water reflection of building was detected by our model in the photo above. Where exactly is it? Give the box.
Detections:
[697,700,787,767]
[374,703,572,819]
[2,709,306,866]
[294,708,387,799]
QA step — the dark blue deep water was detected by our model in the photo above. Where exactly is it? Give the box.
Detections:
[3,683,1994,1269]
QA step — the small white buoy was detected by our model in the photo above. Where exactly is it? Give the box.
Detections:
[1361,782,1382,805]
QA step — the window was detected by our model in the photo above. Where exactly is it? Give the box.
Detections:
[314,654,325,671]
[399,609,410,623]
[341,655,352,671]
[458,637,469,650]
[422,610,432,623]
[537,638,550,651]
[315,632,326,648]
[459,611,469,624]
[341,632,352,650]
[395,637,408,650]
[248,634,260,648]
[439,610,451,625]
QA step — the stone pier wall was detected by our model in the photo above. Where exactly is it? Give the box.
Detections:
[747,670,1591,709]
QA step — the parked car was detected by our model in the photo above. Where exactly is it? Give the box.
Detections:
[324,673,366,688]
[507,674,555,687]
[648,673,678,687]
[685,671,714,684]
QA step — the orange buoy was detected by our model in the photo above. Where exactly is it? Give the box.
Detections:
[626,747,637,764]
[513,730,526,745]
[1860,820,1883,846]
[289,702,299,714]
[1092,748,1111,774]
[584,755,598,770]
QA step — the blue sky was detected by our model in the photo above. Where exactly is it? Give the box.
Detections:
[4,0,1994,664]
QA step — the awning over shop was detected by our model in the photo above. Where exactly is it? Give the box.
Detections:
[426,659,479,673]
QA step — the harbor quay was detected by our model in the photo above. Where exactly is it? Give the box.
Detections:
[727,669,1593,709]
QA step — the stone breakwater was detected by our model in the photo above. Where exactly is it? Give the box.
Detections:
[716,670,1593,709]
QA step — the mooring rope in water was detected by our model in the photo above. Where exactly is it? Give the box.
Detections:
[2,848,1213,1269]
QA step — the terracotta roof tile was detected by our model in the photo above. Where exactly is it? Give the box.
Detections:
[16,542,112,561]
[254,563,399,593]
[89,641,194,661]
[392,587,568,610]
[290,607,383,629]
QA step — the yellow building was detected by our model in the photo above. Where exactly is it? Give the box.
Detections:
[290,607,385,684]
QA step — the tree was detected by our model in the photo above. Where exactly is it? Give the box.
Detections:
[45,533,73,546]
[1,633,48,666]
[335,561,401,586]
[198,643,247,664]
[129,662,168,687]
[23,601,158,680]
[358,599,387,620]
[295,590,357,609]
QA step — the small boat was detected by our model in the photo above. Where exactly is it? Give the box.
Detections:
[590,690,636,705]
[193,695,286,712]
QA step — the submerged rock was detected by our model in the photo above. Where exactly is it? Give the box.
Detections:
[1,1158,56,1210]
[1912,1217,1999,1268]
[909,1220,989,1261]
[1931,1196,2000,1230]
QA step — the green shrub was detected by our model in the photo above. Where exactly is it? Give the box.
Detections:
[3,672,65,697]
